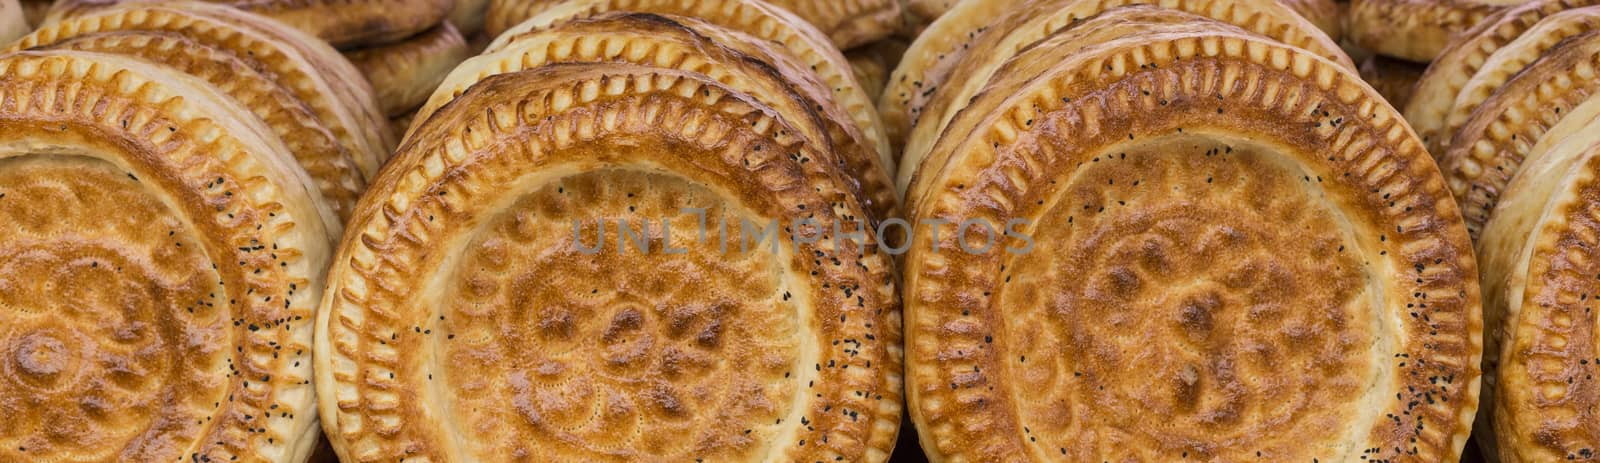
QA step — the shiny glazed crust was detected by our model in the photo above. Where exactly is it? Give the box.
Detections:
[879,0,1353,156]
[1346,0,1520,62]
[1438,6,1600,152]
[315,63,902,462]
[34,31,369,221]
[343,23,470,117]
[903,29,1481,462]
[1359,54,1428,108]
[485,0,903,48]
[13,1,391,175]
[47,0,451,47]
[416,13,899,224]
[1440,30,1600,239]
[1,0,25,42]
[1404,0,1600,149]
[482,0,891,181]
[1475,101,1600,463]
[0,49,333,463]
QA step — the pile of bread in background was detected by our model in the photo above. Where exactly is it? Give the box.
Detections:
[4,0,1600,460]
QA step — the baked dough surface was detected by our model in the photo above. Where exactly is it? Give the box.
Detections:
[15,1,392,171]
[1347,0,1522,62]
[879,0,1351,157]
[46,0,450,47]
[316,64,903,463]
[0,49,333,463]
[1404,0,1600,149]
[29,30,369,220]
[418,12,897,225]
[1440,29,1600,238]
[481,0,888,174]
[902,24,1480,463]
[344,23,470,118]
[1476,114,1600,462]
[485,0,902,48]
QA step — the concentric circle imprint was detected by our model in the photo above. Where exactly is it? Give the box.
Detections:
[997,140,1376,459]
[440,171,802,460]
[0,157,228,462]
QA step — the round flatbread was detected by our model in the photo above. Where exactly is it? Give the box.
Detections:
[420,12,898,225]
[344,23,470,118]
[903,20,1480,463]
[1404,0,1600,149]
[1438,6,1600,152]
[483,0,891,184]
[1476,114,1600,463]
[45,0,450,48]
[14,1,393,171]
[880,0,1353,156]
[1440,29,1600,238]
[316,63,903,463]
[1347,0,1522,62]
[485,0,903,48]
[897,6,1262,199]
[20,30,369,221]
[0,48,334,463]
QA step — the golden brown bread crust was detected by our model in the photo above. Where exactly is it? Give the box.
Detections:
[1360,54,1428,108]
[1474,100,1600,462]
[1281,0,1343,38]
[1346,0,1521,62]
[907,0,956,23]
[483,0,891,184]
[343,23,469,118]
[898,6,1252,199]
[1438,6,1600,152]
[315,63,902,462]
[47,0,451,48]
[15,1,392,173]
[32,31,369,221]
[1,0,25,42]
[1404,0,1600,149]
[485,0,903,48]
[0,49,333,463]
[762,0,904,48]
[880,0,1354,157]
[419,13,899,230]
[1473,97,1600,463]
[1440,30,1600,239]
[903,27,1480,462]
